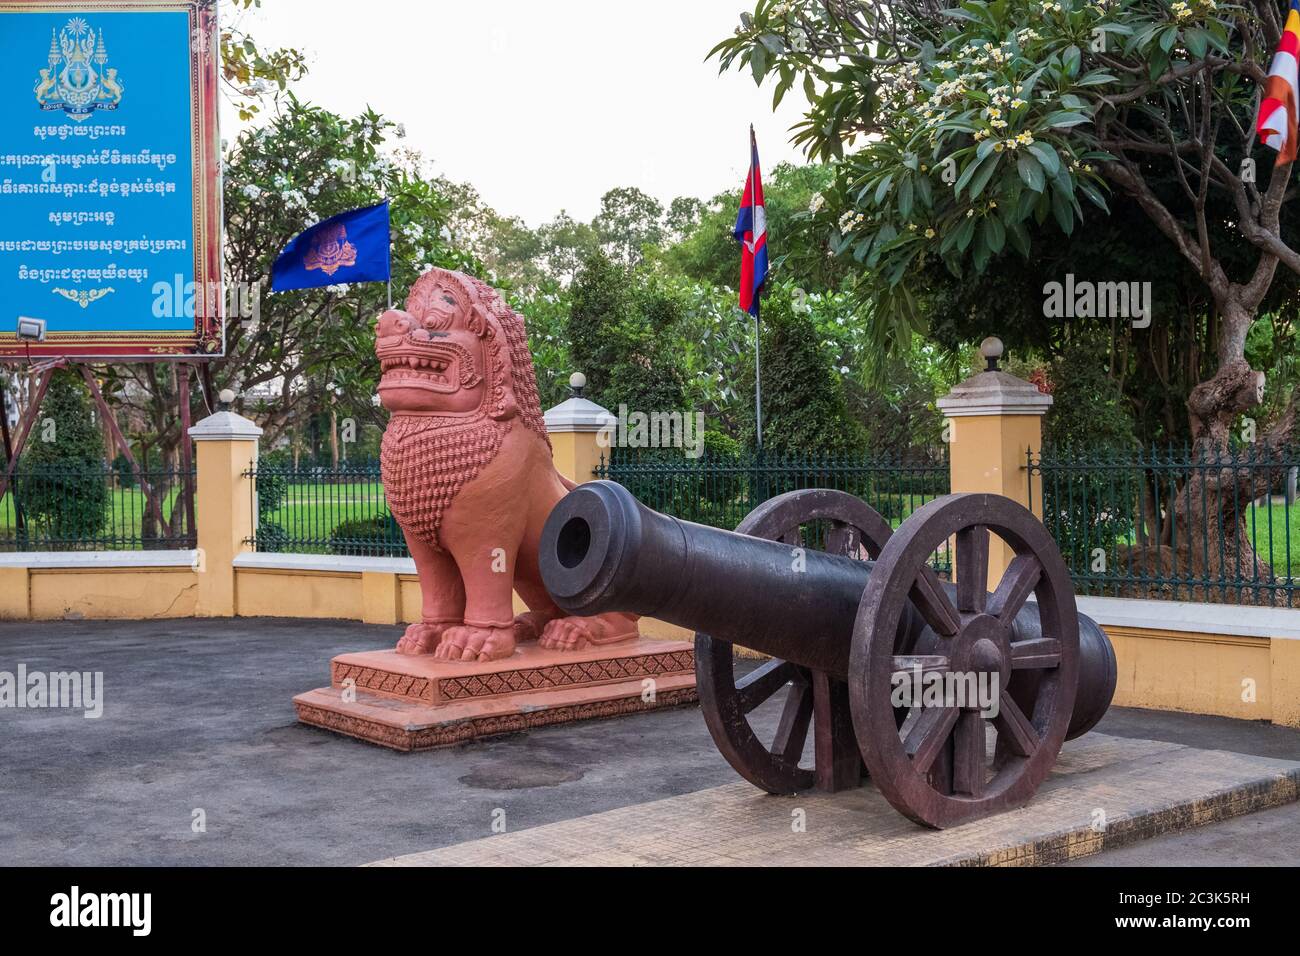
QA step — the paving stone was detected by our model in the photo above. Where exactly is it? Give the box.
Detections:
[370,733,1300,867]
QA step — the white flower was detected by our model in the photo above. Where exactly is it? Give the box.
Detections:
[839,366,850,374]
[242,184,262,200]
[809,193,825,213]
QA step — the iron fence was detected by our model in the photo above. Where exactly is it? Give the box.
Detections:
[0,463,195,551]
[246,458,407,557]
[1028,445,1299,606]
[595,448,951,573]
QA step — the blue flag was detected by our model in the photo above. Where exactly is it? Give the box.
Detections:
[271,201,391,292]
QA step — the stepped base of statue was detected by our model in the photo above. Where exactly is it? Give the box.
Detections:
[293,638,697,751]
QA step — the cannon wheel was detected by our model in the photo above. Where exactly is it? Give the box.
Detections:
[696,488,893,795]
[848,493,1079,828]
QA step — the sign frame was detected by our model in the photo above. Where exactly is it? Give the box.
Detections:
[0,0,224,361]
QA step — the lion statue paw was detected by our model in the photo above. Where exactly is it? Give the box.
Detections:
[395,621,455,656]
[512,610,559,643]
[433,624,517,663]
[539,613,639,652]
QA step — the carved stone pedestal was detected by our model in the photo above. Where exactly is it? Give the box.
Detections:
[293,639,697,751]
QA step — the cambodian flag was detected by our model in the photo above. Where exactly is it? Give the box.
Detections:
[1257,0,1300,165]
[733,129,768,317]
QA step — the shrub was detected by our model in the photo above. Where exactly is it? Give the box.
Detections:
[736,294,867,459]
[255,520,290,554]
[329,512,403,556]
[111,453,137,489]
[18,371,108,543]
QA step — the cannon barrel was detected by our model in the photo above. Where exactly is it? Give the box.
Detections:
[541,481,1114,740]
[543,480,880,677]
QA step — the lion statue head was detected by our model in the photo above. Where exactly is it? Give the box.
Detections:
[375,267,548,446]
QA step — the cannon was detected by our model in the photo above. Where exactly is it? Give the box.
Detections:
[539,482,1116,828]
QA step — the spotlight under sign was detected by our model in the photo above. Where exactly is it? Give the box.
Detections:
[0,0,223,360]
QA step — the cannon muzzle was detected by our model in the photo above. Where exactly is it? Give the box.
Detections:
[542,480,882,677]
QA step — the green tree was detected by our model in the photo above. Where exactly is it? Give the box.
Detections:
[737,291,866,455]
[510,278,574,410]
[665,196,707,241]
[567,251,687,415]
[219,98,476,440]
[19,372,108,544]
[657,162,845,293]
[713,0,1300,600]
[219,0,309,121]
[593,187,666,266]
[1043,331,1139,452]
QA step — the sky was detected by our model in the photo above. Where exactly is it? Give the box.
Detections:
[224,0,809,226]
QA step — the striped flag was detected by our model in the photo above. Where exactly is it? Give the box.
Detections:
[733,128,768,317]
[1257,0,1300,165]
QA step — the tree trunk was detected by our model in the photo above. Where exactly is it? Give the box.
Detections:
[329,406,339,470]
[1119,301,1297,605]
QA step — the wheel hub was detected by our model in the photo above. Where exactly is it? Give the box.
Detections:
[950,613,1011,687]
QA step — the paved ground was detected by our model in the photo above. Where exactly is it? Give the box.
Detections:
[372,734,1299,866]
[0,618,1296,866]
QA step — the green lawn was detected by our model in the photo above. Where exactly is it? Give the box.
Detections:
[1245,501,1300,575]
[0,484,190,548]
[257,482,391,548]
[4,482,1299,576]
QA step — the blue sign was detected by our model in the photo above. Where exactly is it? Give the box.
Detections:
[0,2,222,358]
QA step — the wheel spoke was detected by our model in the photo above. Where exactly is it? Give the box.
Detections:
[737,658,798,714]
[955,525,990,612]
[987,554,1042,625]
[909,566,961,637]
[993,691,1040,757]
[1010,638,1061,670]
[771,678,813,763]
[903,705,959,774]
[952,711,987,797]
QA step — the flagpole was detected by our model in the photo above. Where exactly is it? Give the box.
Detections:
[754,300,763,452]
[750,124,763,453]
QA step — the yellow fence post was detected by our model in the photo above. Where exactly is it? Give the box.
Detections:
[360,570,401,625]
[189,408,262,617]
[0,567,30,619]
[1272,637,1300,728]
[544,374,615,485]
[936,338,1052,590]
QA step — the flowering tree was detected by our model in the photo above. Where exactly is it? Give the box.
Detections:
[219,98,476,450]
[105,98,475,483]
[713,0,1300,600]
[218,0,308,121]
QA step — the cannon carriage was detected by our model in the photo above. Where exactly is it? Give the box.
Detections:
[539,481,1116,828]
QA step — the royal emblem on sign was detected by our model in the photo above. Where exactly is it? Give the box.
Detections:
[302,223,358,276]
[34,17,124,121]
